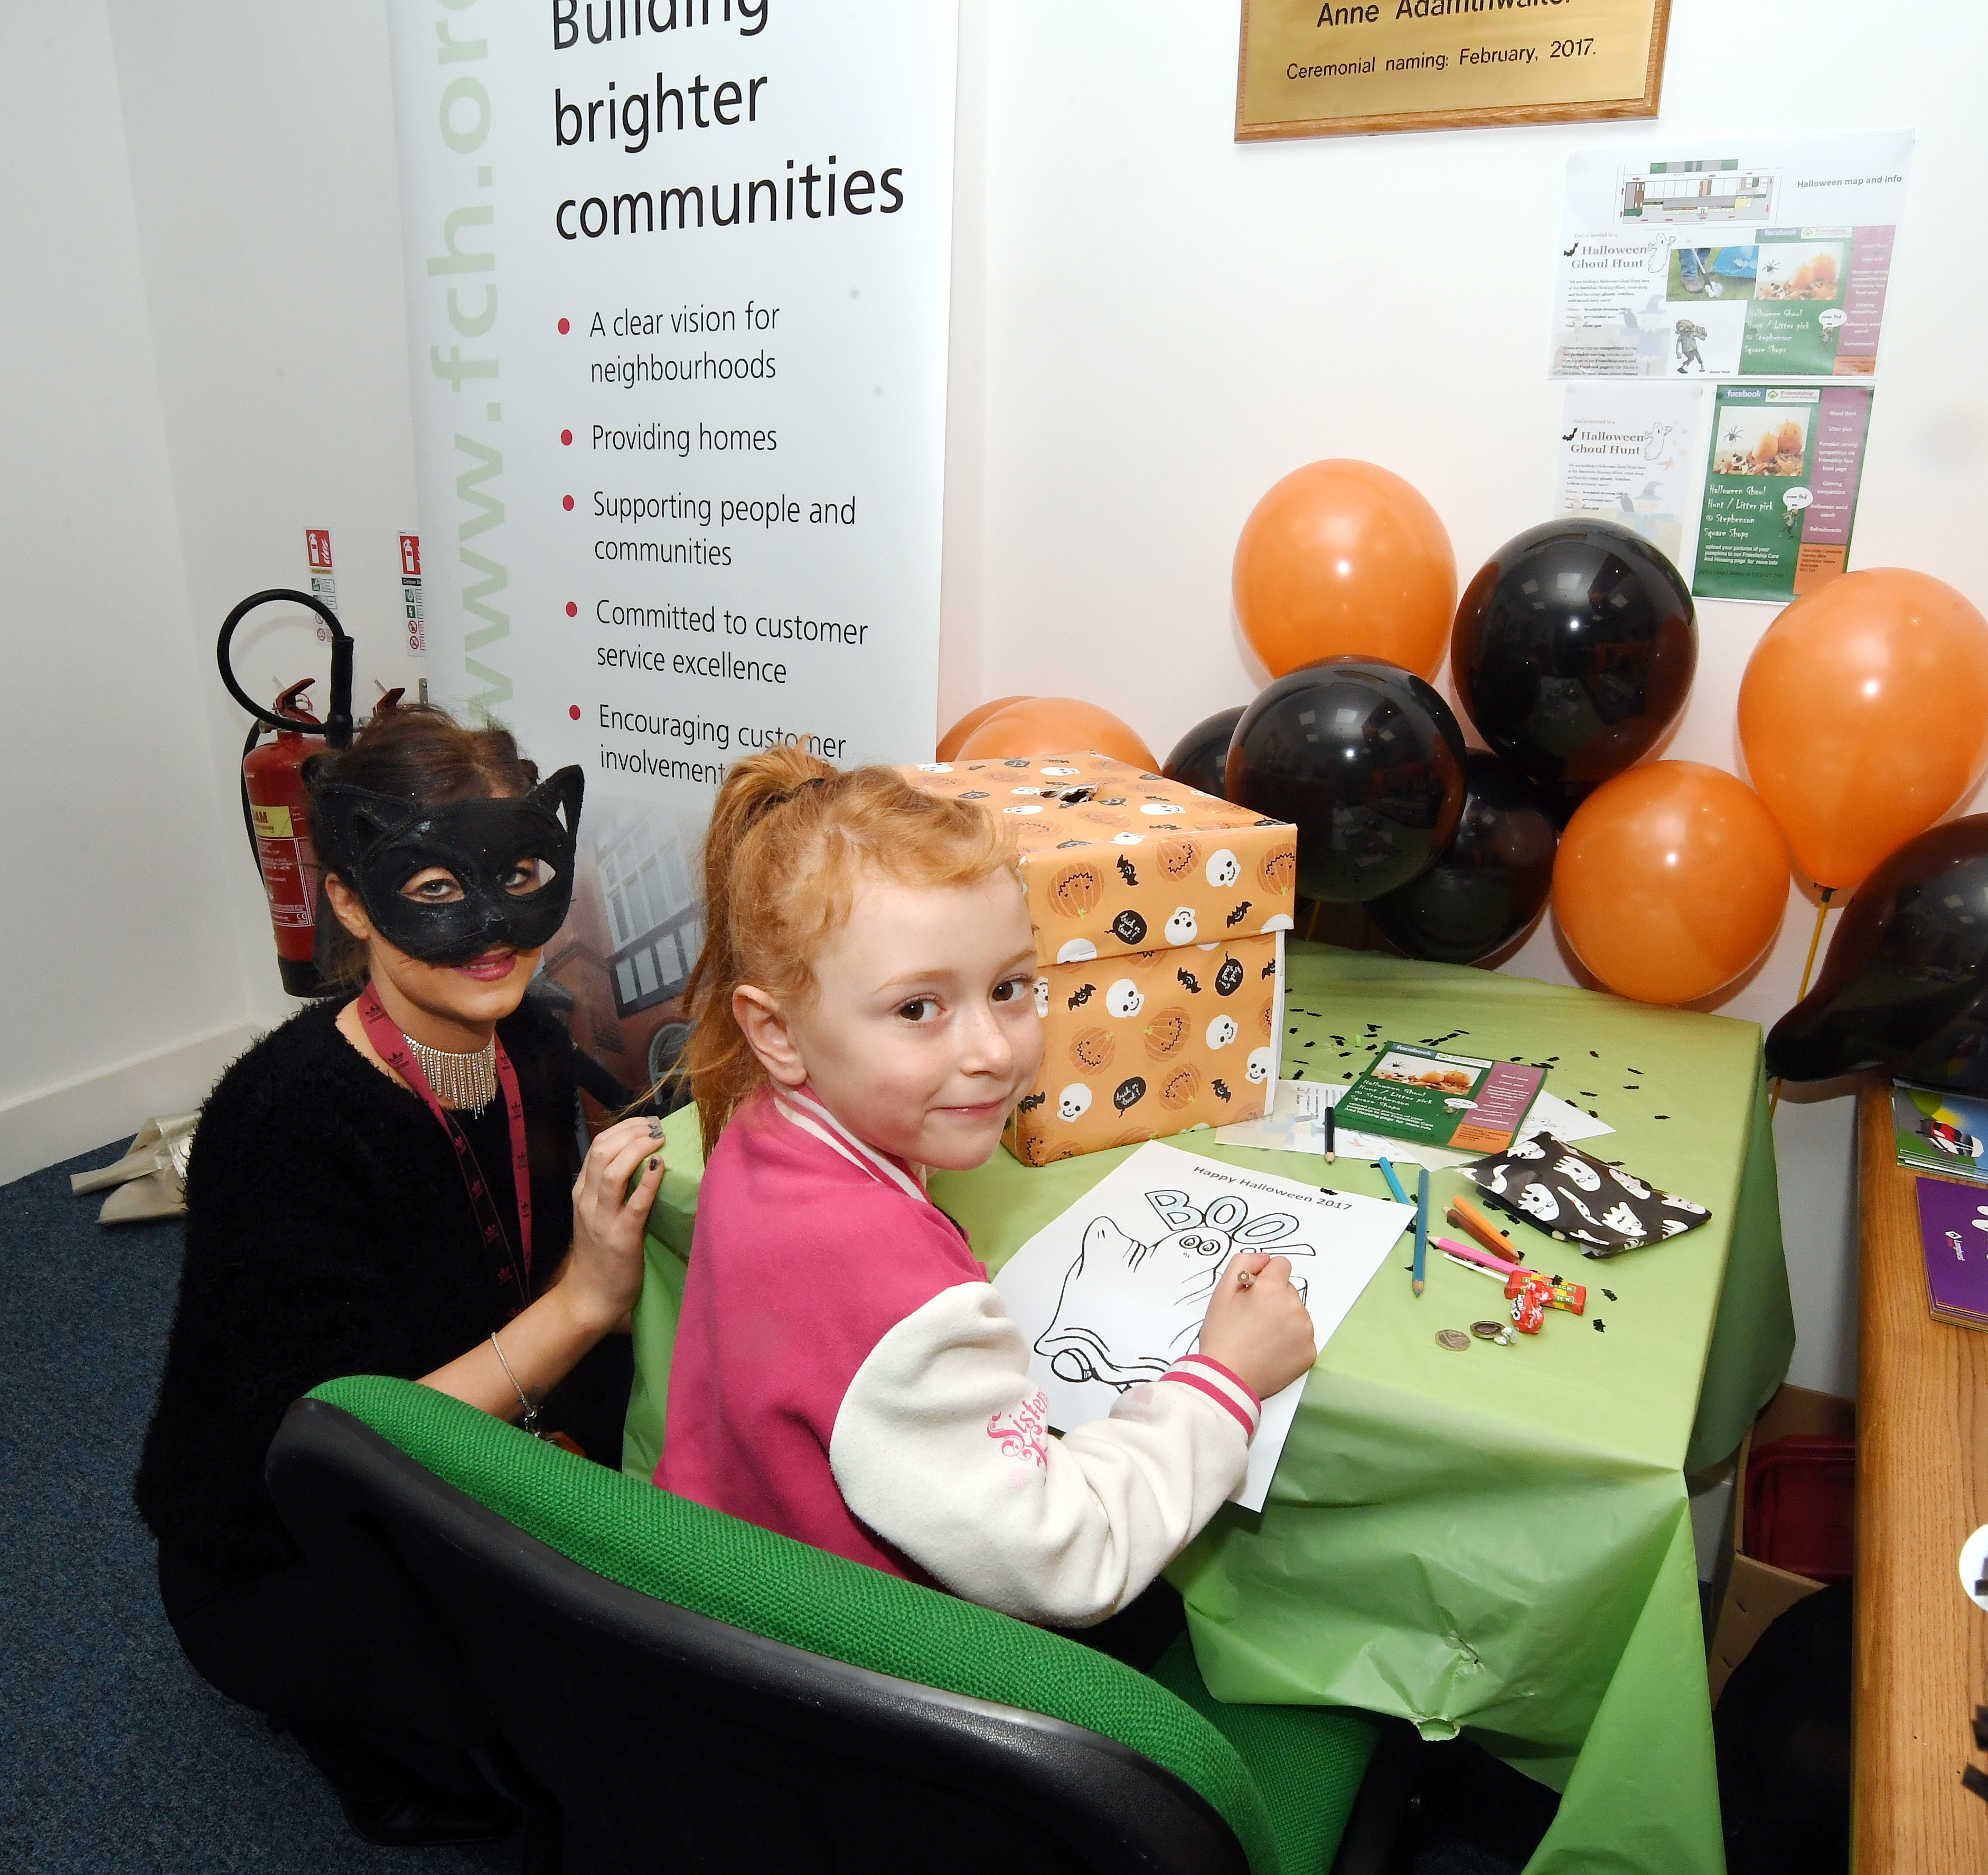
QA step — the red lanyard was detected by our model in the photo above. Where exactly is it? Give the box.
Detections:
[356,982,533,1307]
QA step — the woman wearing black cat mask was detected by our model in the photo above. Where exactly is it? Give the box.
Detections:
[136,706,663,1847]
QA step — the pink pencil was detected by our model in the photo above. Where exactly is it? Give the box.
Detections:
[1435,1234,1516,1275]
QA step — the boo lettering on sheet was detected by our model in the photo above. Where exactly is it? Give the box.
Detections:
[1143,1188,1310,1254]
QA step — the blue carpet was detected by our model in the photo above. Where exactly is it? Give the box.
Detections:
[0,1143,509,1874]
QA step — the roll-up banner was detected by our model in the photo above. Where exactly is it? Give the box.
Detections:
[387,0,958,1099]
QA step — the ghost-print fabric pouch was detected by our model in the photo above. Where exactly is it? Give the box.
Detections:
[1465,1134,1712,1258]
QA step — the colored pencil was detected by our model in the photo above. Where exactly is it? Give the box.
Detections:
[1413,1167,1430,1297]
[1377,1157,1409,1205]
[1437,1235,1519,1276]
[1446,1195,1518,1261]
[1439,1246,1585,1313]
[1324,1098,1336,1165]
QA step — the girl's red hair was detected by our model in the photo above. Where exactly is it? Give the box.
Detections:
[678,746,1018,1147]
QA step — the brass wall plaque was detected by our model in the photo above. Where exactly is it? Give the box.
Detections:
[1237,0,1669,141]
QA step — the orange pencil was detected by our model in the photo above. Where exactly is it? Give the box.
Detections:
[1447,1196,1518,1262]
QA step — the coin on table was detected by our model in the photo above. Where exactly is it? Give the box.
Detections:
[1435,1328,1471,1353]
[1469,1320,1508,1342]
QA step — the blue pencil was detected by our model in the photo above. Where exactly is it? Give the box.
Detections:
[1376,1156,1409,1205]
[1413,1166,1430,1297]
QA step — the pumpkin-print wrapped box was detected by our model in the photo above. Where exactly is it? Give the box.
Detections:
[898,753,1296,1162]
[1002,935,1284,1162]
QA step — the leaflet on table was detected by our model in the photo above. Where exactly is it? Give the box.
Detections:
[1332,1044,1546,1154]
[1693,383,1873,604]
[1554,381,1705,571]
[1894,1081,1988,1188]
[991,1142,1410,1511]
[1551,133,1912,382]
[1217,1080,1610,1170]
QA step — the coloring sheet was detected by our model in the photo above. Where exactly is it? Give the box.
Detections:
[992,1141,1412,1510]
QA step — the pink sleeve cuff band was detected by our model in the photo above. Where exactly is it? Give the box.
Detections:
[1161,1354,1262,1439]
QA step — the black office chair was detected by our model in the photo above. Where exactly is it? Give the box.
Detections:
[267,1376,1394,1874]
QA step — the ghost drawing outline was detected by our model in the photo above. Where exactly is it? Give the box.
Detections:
[1033,1206,1312,1390]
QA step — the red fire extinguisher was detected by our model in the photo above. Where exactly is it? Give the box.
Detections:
[218,589,354,997]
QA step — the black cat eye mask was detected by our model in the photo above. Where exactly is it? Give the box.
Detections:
[311,767,584,965]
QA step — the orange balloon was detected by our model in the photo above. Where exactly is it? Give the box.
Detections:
[1738,569,1988,890]
[937,696,1031,761]
[1553,762,1789,1005]
[1232,459,1457,680]
[955,697,1157,771]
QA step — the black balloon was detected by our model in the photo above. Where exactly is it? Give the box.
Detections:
[1451,519,1697,822]
[1162,706,1245,799]
[1226,658,1467,904]
[1367,753,1558,965]
[1767,817,1988,1090]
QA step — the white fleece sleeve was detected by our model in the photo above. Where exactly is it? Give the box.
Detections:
[827,1282,1255,1627]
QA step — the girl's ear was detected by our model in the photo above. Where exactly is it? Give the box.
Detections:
[733,985,807,1088]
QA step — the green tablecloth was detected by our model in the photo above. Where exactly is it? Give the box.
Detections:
[625,943,1794,1875]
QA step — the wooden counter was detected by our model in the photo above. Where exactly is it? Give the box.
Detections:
[1855,1076,1988,1868]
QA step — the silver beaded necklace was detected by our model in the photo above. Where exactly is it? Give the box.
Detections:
[404,1033,499,1113]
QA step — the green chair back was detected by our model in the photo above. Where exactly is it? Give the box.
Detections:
[294,1375,1379,1872]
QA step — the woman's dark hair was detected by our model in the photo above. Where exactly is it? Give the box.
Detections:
[305,704,538,987]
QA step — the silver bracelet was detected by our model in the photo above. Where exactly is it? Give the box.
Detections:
[490,1330,545,1438]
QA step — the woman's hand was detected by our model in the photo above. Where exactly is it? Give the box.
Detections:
[1196,1253,1317,1403]
[421,1116,667,1425]
[561,1115,668,1334]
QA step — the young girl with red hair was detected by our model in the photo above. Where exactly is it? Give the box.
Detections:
[659,747,1315,1628]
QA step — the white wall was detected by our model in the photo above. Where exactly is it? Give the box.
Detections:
[0,1,256,1183]
[0,2,426,1183]
[107,0,425,1039]
[943,0,1988,1398]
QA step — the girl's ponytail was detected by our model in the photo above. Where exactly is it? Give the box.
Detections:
[672,744,1014,1150]
[680,744,839,1149]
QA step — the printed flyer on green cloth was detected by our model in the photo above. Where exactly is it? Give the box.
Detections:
[1331,1043,1544,1155]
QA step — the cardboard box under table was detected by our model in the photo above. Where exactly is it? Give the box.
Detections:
[1705,1382,1855,1705]
[900,753,1298,1163]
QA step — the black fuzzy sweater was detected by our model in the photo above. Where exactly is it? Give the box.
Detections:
[135,993,580,1572]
